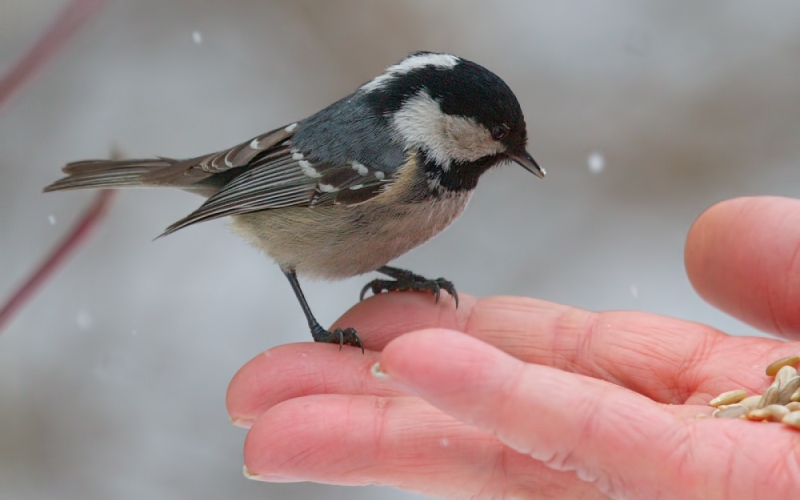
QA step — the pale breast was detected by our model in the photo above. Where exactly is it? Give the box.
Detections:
[231,191,472,279]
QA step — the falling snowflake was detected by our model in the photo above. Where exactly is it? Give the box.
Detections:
[587,152,605,174]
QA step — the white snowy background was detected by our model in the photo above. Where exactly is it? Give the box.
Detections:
[2,1,799,499]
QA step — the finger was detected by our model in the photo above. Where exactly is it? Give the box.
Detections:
[685,196,800,337]
[331,291,475,350]
[331,293,793,403]
[379,329,800,499]
[227,343,400,426]
[242,394,601,499]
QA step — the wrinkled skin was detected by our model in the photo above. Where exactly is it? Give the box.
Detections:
[227,196,800,500]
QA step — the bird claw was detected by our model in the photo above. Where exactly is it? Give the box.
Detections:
[359,273,459,308]
[311,325,364,353]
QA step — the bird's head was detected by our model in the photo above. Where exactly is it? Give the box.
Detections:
[361,52,544,184]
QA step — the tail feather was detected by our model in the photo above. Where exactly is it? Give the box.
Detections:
[44,158,176,192]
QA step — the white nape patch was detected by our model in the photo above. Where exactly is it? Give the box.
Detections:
[361,53,459,93]
[285,123,298,133]
[318,183,338,193]
[351,161,369,176]
[392,90,504,167]
[374,171,385,180]
[298,160,321,178]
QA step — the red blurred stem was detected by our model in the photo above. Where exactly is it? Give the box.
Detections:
[0,0,112,331]
[0,0,108,110]
[0,191,116,331]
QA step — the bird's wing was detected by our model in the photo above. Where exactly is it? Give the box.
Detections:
[160,131,394,235]
[140,124,300,186]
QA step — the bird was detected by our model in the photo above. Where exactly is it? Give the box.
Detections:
[44,51,545,351]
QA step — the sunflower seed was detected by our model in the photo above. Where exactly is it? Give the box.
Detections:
[778,376,800,405]
[791,388,800,403]
[713,404,748,419]
[746,408,772,421]
[775,365,798,387]
[787,402,800,412]
[782,411,800,429]
[709,389,748,407]
[766,356,800,376]
[739,395,762,409]
[758,385,780,408]
[765,404,791,421]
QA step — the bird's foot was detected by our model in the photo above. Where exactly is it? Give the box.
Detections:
[310,324,364,353]
[360,269,459,307]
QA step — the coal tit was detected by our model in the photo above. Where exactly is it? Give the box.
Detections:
[45,51,544,350]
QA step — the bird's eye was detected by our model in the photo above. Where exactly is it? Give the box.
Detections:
[491,124,509,141]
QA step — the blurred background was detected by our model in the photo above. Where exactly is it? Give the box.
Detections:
[1,1,799,498]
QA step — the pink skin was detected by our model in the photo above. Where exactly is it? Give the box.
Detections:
[227,196,800,499]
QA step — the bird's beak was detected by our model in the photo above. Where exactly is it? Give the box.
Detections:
[508,151,545,179]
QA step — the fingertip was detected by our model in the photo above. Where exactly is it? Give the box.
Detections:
[379,328,473,376]
[684,196,800,336]
[226,348,276,422]
[226,342,380,423]
[684,197,751,295]
[379,329,512,405]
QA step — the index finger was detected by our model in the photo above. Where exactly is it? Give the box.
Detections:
[333,293,795,403]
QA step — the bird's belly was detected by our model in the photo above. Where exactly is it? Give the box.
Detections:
[231,192,471,279]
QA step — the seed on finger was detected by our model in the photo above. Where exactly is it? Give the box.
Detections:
[782,411,800,429]
[745,408,772,421]
[709,389,747,407]
[775,365,798,388]
[764,404,791,422]
[758,385,780,409]
[778,376,800,405]
[713,404,748,419]
[707,355,800,430]
[766,356,800,377]
[739,395,762,409]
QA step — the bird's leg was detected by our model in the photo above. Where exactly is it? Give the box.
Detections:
[359,265,459,307]
[284,270,363,352]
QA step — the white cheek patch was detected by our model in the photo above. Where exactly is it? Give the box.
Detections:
[391,90,505,167]
[361,53,460,93]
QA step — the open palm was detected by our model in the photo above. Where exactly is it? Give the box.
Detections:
[227,196,800,499]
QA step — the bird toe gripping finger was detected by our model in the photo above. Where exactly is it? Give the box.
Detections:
[359,271,459,308]
[311,324,364,352]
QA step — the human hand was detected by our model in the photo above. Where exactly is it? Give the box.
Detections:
[227,196,800,499]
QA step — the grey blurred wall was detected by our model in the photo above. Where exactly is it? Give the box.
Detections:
[1,1,799,499]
